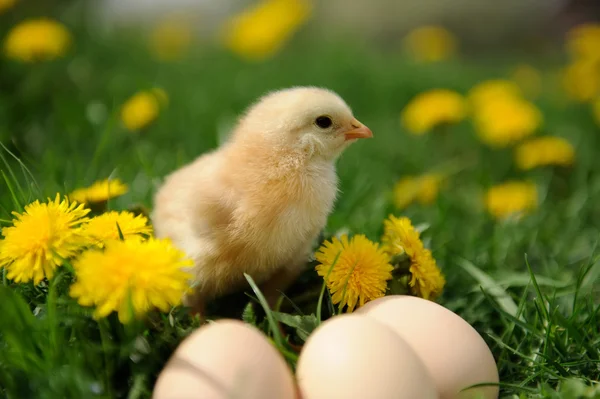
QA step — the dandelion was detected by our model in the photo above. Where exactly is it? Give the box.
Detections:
[511,64,542,99]
[565,23,600,63]
[472,96,542,148]
[69,178,128,204]
[381,215,445,300]
[0,194,89,284]
[514,136,575,170]
[221,0,311,61]
[69,238,193,323]
[315,234,393,313]
[401,89,467,135]
[0,0,16,14]
[149,15,193,61]
[485,181,538,220]
[4,18,71,62]
[402,25,458,63]
[562,60,600,103]
[82,211,153,247]
[468,79,523,110]
[121,88,168,131]
[393,174,442,209]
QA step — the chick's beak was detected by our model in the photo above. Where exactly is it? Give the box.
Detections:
[344,119,373,141]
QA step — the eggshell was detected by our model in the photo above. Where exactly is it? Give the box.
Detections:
[153,319,296,399]
[356,295,499,399]
[296,314,438,399]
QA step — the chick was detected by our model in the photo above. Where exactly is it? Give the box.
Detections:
[151,87,373,315]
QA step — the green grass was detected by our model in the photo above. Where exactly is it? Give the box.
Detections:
[1,5,600,399]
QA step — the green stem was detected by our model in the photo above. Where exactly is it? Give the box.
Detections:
[98,319,114,397]
[316,250,341,324]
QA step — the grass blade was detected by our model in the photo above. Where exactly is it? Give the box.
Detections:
[456,257,523,321]
[243,273,284,349]
[1,170,23,213]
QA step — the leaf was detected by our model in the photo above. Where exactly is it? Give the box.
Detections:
[241,302,257,326]
[116,221,125,241]
[0,285,45,373]
[456,257,524,322]
[271,312,318,342]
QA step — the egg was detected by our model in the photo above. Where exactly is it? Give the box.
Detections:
[356,295,499,399]
[296,314,438,399]
[153,319,297,399]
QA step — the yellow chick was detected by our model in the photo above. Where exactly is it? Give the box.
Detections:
[151,87,373,314]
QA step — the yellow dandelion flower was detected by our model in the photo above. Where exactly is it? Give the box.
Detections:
[408,248,445,300]
[473,96,542,148]
[4,18,71,63]
[401,89,467,135]
[511,64,542,99]
[485,181,538,220]
[0,194,90,284]
[562,60,600,103]
[82,211,153,247]
[402,25,458,63]
[381,215,424,258]
[0,0,16,14]
[468,79,523,109]
[149,15,193,61]
[121,88,168,131]
[514,136,575,170]
[381,215,445,300]
[393,174,442,209]
[70,238,193,323]
[315,234,392,313]
[566,23,600,63]
[221,0,312,61]
[69,178,128,204]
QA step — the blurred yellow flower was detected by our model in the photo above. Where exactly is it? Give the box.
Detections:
[149,15,193,61]
[315,234,393,313]
[4,18,71,62]
[0,194,89,284]
[485,181,538,220]
[562,60,600,103]
[393,174,442,209]
[0,0,16,14]
[381,215,445,300]
[566,23,600,63]
[69,178,128,204]
[222,0,311,61]
[121,89,168,131]
[403,25,458,63]
[514,136,575,170]
[511,64,542,99]
[82,211,153,247]
[70,238,193,323]
[473,97,542,148]
[468,79,522,109]
[401,89,467,135]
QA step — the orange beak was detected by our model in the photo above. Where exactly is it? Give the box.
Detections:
[344,119,373,141]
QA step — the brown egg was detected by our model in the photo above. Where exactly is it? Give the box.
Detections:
[296,314,439,399]
[356,295,499,399]
[153,319,296,399]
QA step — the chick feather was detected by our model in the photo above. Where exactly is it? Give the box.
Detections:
[151,86,372,313]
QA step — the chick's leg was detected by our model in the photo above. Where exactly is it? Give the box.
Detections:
[183,291,207,319]
[259,257,309,308]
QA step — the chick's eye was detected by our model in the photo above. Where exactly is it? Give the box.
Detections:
[315,116,333,129]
